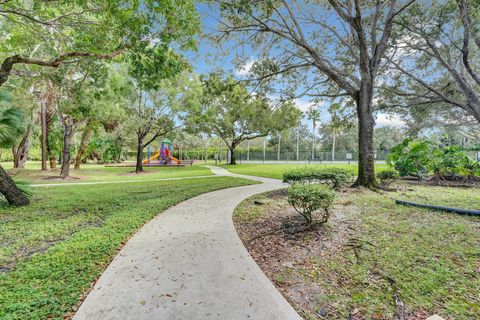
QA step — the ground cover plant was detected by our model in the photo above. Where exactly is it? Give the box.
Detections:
[376,169,400,187]
[388,139,480,185]
[233,183,480,319]
[2,162,212,184]
[223,163,388,180]
[0,176,255,319]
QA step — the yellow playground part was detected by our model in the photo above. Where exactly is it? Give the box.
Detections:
[170,156,181,164]
[143,151,161,164]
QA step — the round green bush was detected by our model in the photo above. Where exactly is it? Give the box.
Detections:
[377,169,400,183]
[287,183,336,224]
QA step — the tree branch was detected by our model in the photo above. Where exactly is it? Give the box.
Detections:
[0,48,127,87]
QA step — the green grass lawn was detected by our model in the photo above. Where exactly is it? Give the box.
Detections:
[2,161,213,184]
[0,176,255,319]
[222,163,388,179]
[233,183,480,319]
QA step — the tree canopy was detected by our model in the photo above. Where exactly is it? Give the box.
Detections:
[180,74,301,164]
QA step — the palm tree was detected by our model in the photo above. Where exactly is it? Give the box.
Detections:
[325,103,352,162]
[306,106,321,161]
[0,92,30,206]
[0,108,23,147]
[296,112,304,161]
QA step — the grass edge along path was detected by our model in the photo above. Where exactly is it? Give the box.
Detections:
[0,176,256,320]
[4,162,213,184]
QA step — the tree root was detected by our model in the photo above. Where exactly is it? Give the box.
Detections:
[345,238,375,264]
[372,269,406,320]
[246,221,323,245]
[246,227,284,245]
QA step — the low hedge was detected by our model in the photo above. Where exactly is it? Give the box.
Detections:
[283,167,354,188]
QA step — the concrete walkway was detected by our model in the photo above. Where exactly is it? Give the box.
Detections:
[74,166,302,320]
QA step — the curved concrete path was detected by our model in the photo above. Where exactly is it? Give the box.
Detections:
[74,166,302,320]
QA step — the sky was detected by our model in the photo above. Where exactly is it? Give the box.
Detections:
[183,3,406,129]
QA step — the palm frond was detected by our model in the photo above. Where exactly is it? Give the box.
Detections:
[0,107,25,147]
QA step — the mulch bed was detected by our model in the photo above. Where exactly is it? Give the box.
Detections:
[233,189,361,318]
[402,175,480,188]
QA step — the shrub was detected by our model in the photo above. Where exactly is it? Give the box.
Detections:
[377,169,399,185]
[462,157,480,178]
[429,146,470,177]
[287,183,335,224]
[387,139,432,177]
[388,139,479,180]
[283,167,354,188]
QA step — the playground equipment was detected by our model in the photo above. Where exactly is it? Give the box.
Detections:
[143,138,182,165]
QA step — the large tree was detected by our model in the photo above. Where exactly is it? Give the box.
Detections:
[181,74,301,164]
[126,47,191,173]
[49,63,106,178]
[213,0,415,187]
[123,79,176,173]
[0,0,199,205]
[73,66,127,169]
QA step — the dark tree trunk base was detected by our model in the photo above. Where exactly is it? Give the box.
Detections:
[136,138,144,173]
[228,147,236,165]
[0,164,29,206]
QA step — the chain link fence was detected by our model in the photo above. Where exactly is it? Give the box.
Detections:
[233,149,390,163]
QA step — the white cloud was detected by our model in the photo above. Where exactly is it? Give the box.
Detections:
[235,58,256,76]
[293,98,324,112]
[375,113,406,128]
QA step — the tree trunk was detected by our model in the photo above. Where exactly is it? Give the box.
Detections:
[331,131,336,163]
[263,138,266,163]
[277,134,281,161]
[296,127,299,161]
[49,156,57,170]
[40,97,48,171]
[45,82,56,170]
[12,124,31,169]
[74,125,93,169]
[219,142,223,162]
[354,88,378,188]
[311,123,315,161]
[0,164,29,206]
[228,145,236,165]
[136,137,144,173]
[60,116,74,178]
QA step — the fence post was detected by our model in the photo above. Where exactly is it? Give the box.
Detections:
[220,142,223,163]
[263,138,266,164]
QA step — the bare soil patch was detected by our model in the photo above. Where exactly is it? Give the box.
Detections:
[40,175,83,181]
